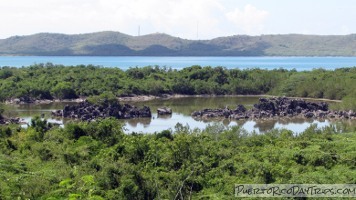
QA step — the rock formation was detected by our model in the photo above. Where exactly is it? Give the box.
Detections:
[52,100,151,121]
[192,97,355,120]
[157,107,172,115]
[0,117,22,125]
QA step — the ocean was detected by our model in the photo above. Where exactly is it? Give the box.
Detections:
[0,56,355,70]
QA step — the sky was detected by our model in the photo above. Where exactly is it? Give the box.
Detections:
[0,0,355,39]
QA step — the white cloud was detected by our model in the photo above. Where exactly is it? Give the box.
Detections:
[101,0,225,39]
[0,0,355,39]
[0,0,227,39]
[0,0,270,39]
[226,4,269,35]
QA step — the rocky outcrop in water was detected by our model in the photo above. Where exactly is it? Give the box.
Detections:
[157,107,172,115]
[192,97,356,120]
[52,100,151,121]
[0,117,22,125]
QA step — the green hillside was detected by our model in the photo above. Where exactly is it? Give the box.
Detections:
[0,32,355,56]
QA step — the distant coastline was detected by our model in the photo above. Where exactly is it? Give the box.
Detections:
[0,31,355,56]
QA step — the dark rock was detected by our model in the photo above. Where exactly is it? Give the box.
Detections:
[304,112,314,118]
[191,97,352,120]
[0,116,23,125]
[157,107,172,115]
[233,105,246,113]
[52,100,151,121]
[191,111,202,117]
[222,108,231,118]
[192,108,228,119]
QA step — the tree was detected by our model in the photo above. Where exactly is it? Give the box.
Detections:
[52,82,77,99]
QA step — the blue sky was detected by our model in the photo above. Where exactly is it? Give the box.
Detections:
[0,0,355,39]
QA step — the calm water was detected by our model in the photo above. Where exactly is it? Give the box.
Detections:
[4,97,352,134]
[0,56,355,70]
[2,57,354,132]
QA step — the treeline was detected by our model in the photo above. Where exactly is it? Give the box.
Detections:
[0,63,355,107]
[0,118,355,199]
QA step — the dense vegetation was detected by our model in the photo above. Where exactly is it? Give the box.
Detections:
[1,32,355,56]
[1,64,355,199]
[0,118,355,199]
[1,64,356,109]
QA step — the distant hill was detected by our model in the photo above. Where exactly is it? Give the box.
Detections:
[0,31,355,56]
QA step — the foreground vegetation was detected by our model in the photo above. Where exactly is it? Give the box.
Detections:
[0,64,355,109]
[1,64,355,199]
[0,118,355,199]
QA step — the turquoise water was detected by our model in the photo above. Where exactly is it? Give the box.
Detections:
[0,56,355,70]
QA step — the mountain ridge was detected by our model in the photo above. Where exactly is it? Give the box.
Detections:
[0,31,355,56]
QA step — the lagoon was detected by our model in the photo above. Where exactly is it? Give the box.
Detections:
[4,96,353,134]
[1,56,356,70]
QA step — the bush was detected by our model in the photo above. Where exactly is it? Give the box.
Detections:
[52,82,77,99]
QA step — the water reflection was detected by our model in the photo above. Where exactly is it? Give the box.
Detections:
[130,96,259,116]
[156,114,172,119]
[2,97,353,134]
[189,116,333,134]
[126,117,152,128]
[247,118,330,134]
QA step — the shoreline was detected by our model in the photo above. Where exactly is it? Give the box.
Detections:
[5,98,86,105]
[117,94,342,103]
[4,94,342,105]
